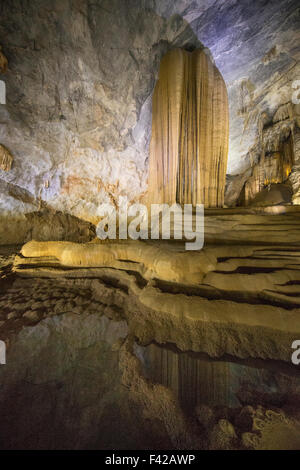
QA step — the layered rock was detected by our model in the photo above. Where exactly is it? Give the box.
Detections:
[13,207,300,363]
[0,236,300,449]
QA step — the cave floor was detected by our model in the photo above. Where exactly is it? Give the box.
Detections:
[0,208,300,449]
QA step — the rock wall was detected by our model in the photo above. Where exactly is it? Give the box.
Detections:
[226,103,300,206]
[237,105,297,206]
[289,126,300,204]
[0,0,202,237]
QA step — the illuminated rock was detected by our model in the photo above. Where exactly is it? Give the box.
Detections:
[0,144,13,171]
[148,48,229,208]
[237,107,296,206]
[0,46,8,74]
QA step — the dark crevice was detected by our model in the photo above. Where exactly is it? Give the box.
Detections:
[154,279,299,309]
[98,275,129,293]
[266,290,300,298]
[117,259,140,264]
[143,339,300,379]
[217,255,300,262]
[125,270,148,288]
[279,280,300,286]
[15,263,69,270]
[214,266,300,274]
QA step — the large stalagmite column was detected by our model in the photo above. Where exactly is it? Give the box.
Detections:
[148,48,229,207]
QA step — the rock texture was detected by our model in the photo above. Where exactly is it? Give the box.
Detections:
[0,208,95,245]
[0,0,299,240]
[289,127,300,204]
[204,206,300,244]
[0,0,202,237]
[226,102,299,206]
[0,241,300,450]
[14,207,300,363]
[0,1,299,451]
[0,144,13,171]
[148,48,228,207]
[0,45,7,74]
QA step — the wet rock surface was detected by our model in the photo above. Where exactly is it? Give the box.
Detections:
[0,226,300,449]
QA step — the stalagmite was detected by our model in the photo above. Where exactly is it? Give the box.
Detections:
[148,48,229,208]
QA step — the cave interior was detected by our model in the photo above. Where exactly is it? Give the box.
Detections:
[0,0,300,451]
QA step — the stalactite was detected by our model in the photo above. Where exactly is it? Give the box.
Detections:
[244,130,294,205]
[242,102,297,205]
[273,103,293,124]
[0,46,8,74]
[148,48,229,208]
[0,144,13,171]
[145,343,231,412]
[288,127,300,203]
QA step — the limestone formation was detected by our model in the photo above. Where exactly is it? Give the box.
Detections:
[1,244,299,450]
[148,48,229,208]
[15,217,300,362]
[289,127,300,204]
[243,121,294,205]
[209,419,237,450]
[227,100,299,206]
[0,0,299,452]
[19,238,214,285]
[241,408,300,450]
[0,0,299,230]
[0,144,13,171]
[0,46,8,74]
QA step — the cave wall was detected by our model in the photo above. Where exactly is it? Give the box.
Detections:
[0,0,299,240]
[0,0,202,239]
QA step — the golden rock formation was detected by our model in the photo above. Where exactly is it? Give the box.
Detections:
[289,127,300,203]
[0,46,8,74]
[15,234,300,361]
[236,100,300,206]
[20,239,213,285]
[0,144,13,171]
[244,119,294,205]
[148,48,229,208]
